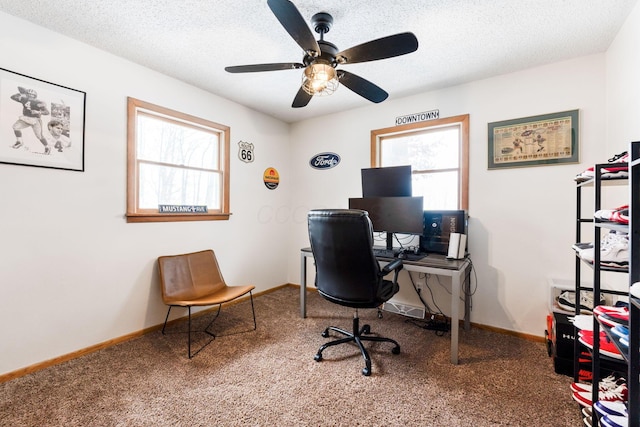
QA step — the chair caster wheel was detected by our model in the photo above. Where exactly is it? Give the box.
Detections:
[362,367,371,376]
[392,346,400,355]
[362,325,371,334]
[321,329,329,338]
[314,353,323,362]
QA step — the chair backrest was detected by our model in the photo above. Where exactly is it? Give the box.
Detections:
[307,209,388,308]
[157,249,226,304]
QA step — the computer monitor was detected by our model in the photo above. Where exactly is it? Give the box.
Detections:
[348,196,424,251]
[361,165,412,197]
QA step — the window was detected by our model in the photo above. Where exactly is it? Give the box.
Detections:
[126,97,230,223]
[370,114,469,210]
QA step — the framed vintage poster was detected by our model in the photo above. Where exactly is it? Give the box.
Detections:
[488,109,579,170]
[0,68,86,171]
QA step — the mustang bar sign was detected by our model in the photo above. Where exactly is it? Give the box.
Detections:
[309,152,340,170]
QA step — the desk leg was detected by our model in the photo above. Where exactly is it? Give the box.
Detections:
[464,264,471,331]
[450,269,461,364]
[300,253,307,318]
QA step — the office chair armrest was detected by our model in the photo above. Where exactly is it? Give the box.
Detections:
[380,258,403,276]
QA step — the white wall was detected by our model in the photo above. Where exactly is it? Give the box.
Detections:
[0,12,292,376]
[287,54,609,337]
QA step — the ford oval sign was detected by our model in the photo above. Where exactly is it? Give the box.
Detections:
[309,152,340,170]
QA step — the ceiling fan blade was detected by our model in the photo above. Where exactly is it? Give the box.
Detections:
[225,63,304,73]
[337,70,388,103]
[292,86,312,108]
[336,32,418,64]
[267,0,320,55]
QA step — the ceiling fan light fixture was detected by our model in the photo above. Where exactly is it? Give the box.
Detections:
[302,63,338,96]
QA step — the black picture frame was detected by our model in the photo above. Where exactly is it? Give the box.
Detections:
[0,67,86,172]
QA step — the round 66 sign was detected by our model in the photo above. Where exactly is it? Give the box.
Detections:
[309,152,340,170]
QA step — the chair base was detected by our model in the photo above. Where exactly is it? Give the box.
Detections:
[314,314,400,376]
[162,291,256,358]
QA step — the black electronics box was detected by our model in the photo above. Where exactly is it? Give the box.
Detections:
[546,311,627,377]
[419,210,468,254]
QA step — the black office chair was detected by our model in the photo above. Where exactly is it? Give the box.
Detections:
[307,209,404,376]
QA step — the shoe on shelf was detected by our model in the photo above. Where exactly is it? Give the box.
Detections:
[570,374,627,393]
[594,400,628,417]
[610,325,629,340]
[594,204,629,224]
[557,290,605,313]
[582,414,592,427]
[631,282,640,299]
[569,314,594,331]
[574,151,629,182]
[572,383,628,407]
[593,305,629,316]
[600,414,629,427]
[618,336,629,348]
[578,333,624,360]
[579,231,629,268]
[597,309,629,328]
[581,406,592,419]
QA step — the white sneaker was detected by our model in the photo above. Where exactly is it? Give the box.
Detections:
[557,290,605,313]
[569,314,594,331]
[631,282,640,299]
[570,374,626,393]
[580,232,629,267]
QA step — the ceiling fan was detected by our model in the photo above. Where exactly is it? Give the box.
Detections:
[225,0,419,108]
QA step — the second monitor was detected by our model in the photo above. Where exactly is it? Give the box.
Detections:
[348,196,424,251]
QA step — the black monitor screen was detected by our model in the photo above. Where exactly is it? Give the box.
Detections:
[348,196,424,235]
[361,165,412,197]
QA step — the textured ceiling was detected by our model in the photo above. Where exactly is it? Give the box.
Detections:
[0,0,636,123]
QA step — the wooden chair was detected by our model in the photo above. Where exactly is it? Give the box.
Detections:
[157,249,256,358]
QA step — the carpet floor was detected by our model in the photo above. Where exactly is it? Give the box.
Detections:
[0,286,582,426]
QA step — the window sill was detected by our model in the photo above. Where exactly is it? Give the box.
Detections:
[125,213,231,223]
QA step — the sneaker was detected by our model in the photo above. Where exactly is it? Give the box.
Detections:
[593,305,629,317]
[11,141,22,149]
[619,336,629,348]
[572,383,628,407]
[571,374,626,393]
[597,309,629,328]
[611,208,629,225]
[594,205,630,225]
[557,290,605,313]
[601,414,629,427]
[570,314,594,331]
[578,333,624,360]
[575,151,629,182]
[582,415,592,427]
[631,282,640,299]
[579,232,629,268]
[582,406,593,419]
[594,400,628,417]
[610,325,629,340]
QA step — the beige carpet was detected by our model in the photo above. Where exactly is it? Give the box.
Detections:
[0,286,581,426]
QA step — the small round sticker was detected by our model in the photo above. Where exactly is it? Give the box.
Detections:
[263,167,279,190]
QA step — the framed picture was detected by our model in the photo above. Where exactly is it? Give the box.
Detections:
[0,68,86,172]
[488,109,579,170]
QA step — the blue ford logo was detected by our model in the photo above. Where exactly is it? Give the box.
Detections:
[309,152,340,170]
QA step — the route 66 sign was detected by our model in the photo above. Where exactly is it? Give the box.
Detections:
[238,141,254,163]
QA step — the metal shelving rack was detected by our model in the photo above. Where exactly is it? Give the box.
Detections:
[574,146,637,426]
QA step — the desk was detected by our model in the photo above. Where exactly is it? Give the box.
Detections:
[300,247,472,364]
